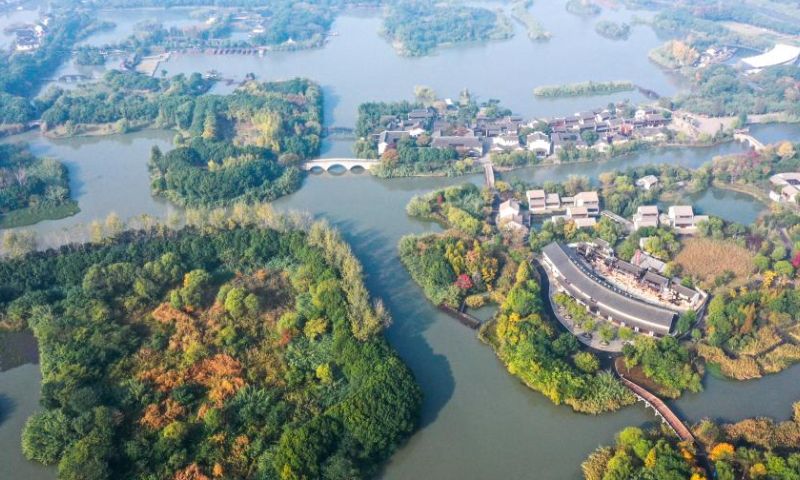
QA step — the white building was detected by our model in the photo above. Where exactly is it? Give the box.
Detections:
[633,205,659,230]
[636,175,659,190]
[499,199,521,220]
[574,191,600,215]
[526,132,552,156]
[526,189,547,213]
[667,205,708,232]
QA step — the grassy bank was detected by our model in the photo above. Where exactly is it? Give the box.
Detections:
[0,201,80,229]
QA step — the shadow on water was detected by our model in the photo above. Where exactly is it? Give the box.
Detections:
[0,394,16,427]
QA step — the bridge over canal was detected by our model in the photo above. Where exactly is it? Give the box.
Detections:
[301,158,380,171]
[615,365,696,444]
[734,132,766,151]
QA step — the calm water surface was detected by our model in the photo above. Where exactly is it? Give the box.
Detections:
[2,2,800,479]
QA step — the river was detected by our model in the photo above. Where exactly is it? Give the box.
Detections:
[1,1,799,479]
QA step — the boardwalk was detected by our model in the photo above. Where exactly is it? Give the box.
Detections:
[616,369,696,444]
[484,163,496,190]
[438,304,481,329]
[301,158,380,171]
[734,132,766,151]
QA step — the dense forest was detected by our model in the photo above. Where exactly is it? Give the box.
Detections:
[382,0,513,56]
[1,209,421,480]
[149,140,301,207]
[585,404,800,480]
[147,78,322,206]
[0,143,78,229]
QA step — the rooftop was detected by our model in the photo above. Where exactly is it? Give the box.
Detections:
[542,243,675,335]
[742,44,800,69]
[669,205,694,217]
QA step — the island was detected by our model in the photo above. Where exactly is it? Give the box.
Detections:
[354,92,672,176]
[566,0,601,16]
[534,80,635,98]
[1,205,421,480]
[381,1,513,57]
[0,143,79,229]
[511,1,552,42]
[595,20,631,40]
[36,73,322,206]
[399,146,800,416]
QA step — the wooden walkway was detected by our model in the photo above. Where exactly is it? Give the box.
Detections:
[616,369,696,444]
[484,163,496,190]
[438,304,481,329]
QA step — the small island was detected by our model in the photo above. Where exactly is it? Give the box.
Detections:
[511,1,552,42]
[3,206,422,480]
[382,1,513,57]
[595,20,631,40]
[566,0,601,16]
[534,80,635,98]
[0,143,79,229]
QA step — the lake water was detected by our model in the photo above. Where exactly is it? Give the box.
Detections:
[2,2,800,479]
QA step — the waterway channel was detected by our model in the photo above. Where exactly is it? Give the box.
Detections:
[1,2,799,479]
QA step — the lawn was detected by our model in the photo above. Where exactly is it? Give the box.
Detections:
[0,202,80,229]
[675,238,755,281]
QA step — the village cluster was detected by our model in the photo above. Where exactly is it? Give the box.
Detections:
[494,175,708,236]
[6,12,52,52]
[494,174,709,342]
[376,101,671,158]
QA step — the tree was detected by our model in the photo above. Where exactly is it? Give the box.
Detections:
[777,142,796,160]
[22,410,72,465]
[414,85,437,104]
[224,287,247,318]
[573,351,599,373]
[774,260,794,278]
[2,230,38,258]
[581,130,599,146]
[598,324,615,343]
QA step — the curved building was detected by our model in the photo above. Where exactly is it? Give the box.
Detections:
[542,242,676,336]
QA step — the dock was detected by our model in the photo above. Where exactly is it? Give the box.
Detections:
[438,304,481,329]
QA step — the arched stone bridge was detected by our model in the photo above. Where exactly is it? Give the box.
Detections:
[301,158,380,171]
[734,132,766,151]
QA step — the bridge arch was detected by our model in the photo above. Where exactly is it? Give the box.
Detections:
[301,158,380,172]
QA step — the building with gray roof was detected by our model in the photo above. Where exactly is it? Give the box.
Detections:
[542,242,676,336]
